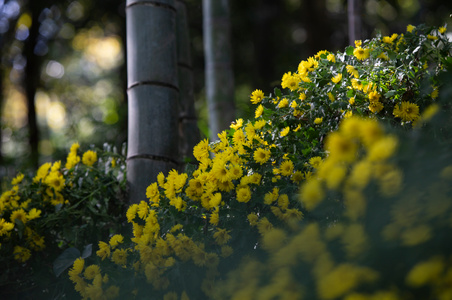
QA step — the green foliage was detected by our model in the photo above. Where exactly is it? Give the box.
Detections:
[0,143,127,299]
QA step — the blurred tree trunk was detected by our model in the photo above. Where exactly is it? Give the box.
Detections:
[176,0,200,165]
[348,0,362,44]
[303,0,332,56]
[23,2,42,169]
[126,0,179,204]
[203,0,235,141]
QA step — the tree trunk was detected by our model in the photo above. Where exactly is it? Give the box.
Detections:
[176,0,200,166]
[203,0,235,141]
[23,2,42,169]
[126,0,180,204]
[348,0,362,45]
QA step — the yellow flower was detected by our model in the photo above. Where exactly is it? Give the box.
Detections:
[247,213,259,226]
[349,97,355,105]
[325,132,358,162]
[27,208,41,220]
[230,118,243,130]
[11,173,24,185]
[368,100,384,113]
[109,234,124,249]
[277,98,289,108]
[10,208,28,224]
[193,139,210,162]
[236,186,252,203]
[439,26,447,34]
[112,249,128,266]
[314,117,323,125]
[328,92,335,102]
[382,33,398,43]
[250,89,264,104]
[327,53,336,62]
[69,258,85,277]
[13,246,31,262]
[96,241,110,260]
[427,34,438,40]
[406,256,444,287]
[353,46,370,60]
[407,24,415,32]
[33,162,51,182]
[44,172,65,192]
[354,40,362,47]
[84,264,101,280]
[331,73,342,84]
[393,101,420,122]
[255,104,264,118]
[280,126,290,137]
[279,160,294,176]
[213,228,231,245]
[300,179,324,210]
[0,218,14,236]
[299,93,306,100]
[346,65,359,78]
[82,150,97,167]
[281,72,299,91]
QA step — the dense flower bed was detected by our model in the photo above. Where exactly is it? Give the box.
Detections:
[65,24,452,299]
[0,144,127,298]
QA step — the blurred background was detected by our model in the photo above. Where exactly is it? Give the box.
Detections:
[0,0,451,177]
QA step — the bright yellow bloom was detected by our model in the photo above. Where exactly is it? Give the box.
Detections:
[112,248,128,266]
[280,127,290,137]
[309,156,323,168]
[382,33,398,43]
[0,218,14,236]
[277,98,289,108]
[393,101,420,122]
[368,100,384,113]
[331,73,342,84]
[314,117,323,125]
[96,241,111,260]
[327,53,336,62]
[354,40,362,47]
[439,26,447,34]
[44,172,65,192]
[33,162,51,182]
[280,160,294,176]
[255,104,264,118]
[193,139,210,162]
[427,34,438,40]
[282,72,300,91]
[325,132,358,162]
[10,208,28,224]
[109,234,124,249]
[250,89,264,104]
[346,65,359,78]
[27,208,41,220]
[299,93,306,100]
[353,46,370,60]
[230,118,243,130]
[11,173,24,185]
[236,186,252,203]
[407,24,415,32]
[82,150,97,167]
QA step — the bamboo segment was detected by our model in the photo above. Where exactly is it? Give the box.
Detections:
[203,0,236,142]
[126,0,179,203]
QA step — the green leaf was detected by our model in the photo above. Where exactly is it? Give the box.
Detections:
[384,90,397,98]
[346,46,354,56]
[274,87,282,98]
[53,247,81,277]
[81,244,92,259]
